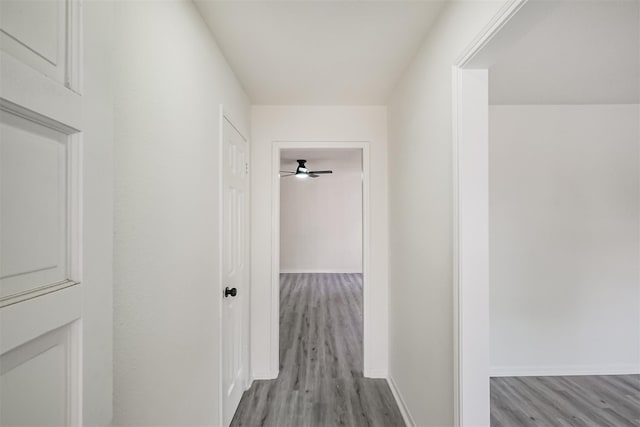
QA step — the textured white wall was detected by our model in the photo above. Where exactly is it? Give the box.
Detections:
[251,106,388,378]
[489,104,640,376]
[387,2,507,425]
[82,2,114,425]
[113,1,250,424]
[280,155,362,273]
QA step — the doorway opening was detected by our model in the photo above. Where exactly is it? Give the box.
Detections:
[268,141,374,378]
[454,0,640,425]
[279,147,364,376]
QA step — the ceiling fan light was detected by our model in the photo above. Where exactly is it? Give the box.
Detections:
[295,173,308,179]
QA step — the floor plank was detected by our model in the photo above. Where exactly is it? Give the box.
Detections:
[231,273,405,427]
[491,375,640,427]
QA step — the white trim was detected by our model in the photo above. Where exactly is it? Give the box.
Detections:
[364,369,386,379]
[0,317,82,426]
[361,144,372,377]
[217,105,225,427]
[452,1,529,426]
[252,371,276,381]
[244,125,253,394]
[279,269,363,274]
[454,0,529,68]
[65,0,83,93]
[490,365,640,378]
[453,67,491,427]
[452,68,461,427]
[0,279,80,308]
[0,98,79,134]
[0,52,82,131]
[67,318,83,427]
[387,376,416,427]
[0,284,82,355]
[68,132,83,283]
[451,66,462,426]
[270,141,374,377]
[270,143,281,379]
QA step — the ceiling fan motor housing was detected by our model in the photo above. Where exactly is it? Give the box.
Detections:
[296,159,308,173]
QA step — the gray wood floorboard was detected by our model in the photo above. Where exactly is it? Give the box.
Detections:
[491,375,640,427]
[231,273,405,427]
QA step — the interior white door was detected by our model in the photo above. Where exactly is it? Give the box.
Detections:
[0,1,84,425]
[221,116,250,426]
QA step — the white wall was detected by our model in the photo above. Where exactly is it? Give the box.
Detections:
[113,1,250,425]
[387,1,507,425]
[489,104,640,376]
[251,106,388,378]
[280,154,362,273]
[82,2,114,425]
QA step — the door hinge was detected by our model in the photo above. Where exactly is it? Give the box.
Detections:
[245,163,249,175]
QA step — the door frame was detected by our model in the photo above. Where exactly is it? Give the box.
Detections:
[451,0,537,425]
[270,141,372,376]
[218,106,251,427]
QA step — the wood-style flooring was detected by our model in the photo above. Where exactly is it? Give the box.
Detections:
[231,273,405,427]
[491,375,640,427]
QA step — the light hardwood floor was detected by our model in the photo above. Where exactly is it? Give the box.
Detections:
[230,273,405,427]
[491,374,640,427]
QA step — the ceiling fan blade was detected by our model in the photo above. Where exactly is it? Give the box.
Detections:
[280,170,295,173]
[308,170,332,174]
[279,172,295,177]
[309,174,320,178]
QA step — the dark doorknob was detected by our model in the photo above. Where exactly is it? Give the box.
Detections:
[224,287,237,298]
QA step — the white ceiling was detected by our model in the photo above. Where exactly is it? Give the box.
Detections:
[488,0,640,105]
[194,0,445,105]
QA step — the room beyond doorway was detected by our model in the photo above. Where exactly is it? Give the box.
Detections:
[277,146,365,374]
[279,149,363,275]
[261,141,382,380]
[453,0,640,424]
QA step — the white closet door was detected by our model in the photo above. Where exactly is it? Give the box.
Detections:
[0,1,84,425]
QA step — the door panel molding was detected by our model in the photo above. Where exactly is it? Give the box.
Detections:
[0,0,82,93]
[0,278,82,425]
[0,285,81,358]
[0,105,82,308]
[0,315,81,426]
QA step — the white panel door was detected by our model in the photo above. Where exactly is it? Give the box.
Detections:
[221,116,249,427]
[0,1,84,425]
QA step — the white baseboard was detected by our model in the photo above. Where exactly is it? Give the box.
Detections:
[364,369,387,379]
[252,370,279,381]
[387,376,416,427]
[490,364,640,377]
[279,269,363,274]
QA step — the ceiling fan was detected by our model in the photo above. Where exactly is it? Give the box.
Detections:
[280,159,333,179]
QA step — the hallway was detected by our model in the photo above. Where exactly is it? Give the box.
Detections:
[231,273,404,426]
[2,1,639,425]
